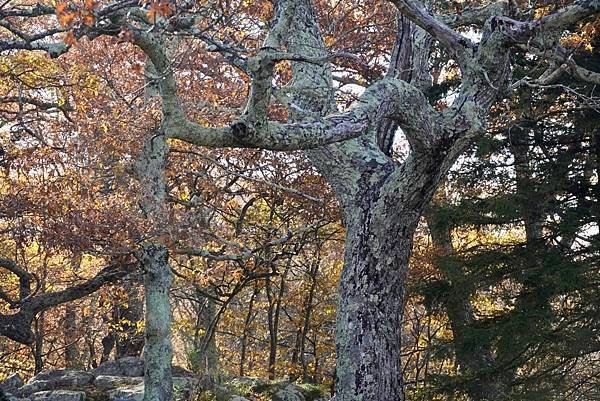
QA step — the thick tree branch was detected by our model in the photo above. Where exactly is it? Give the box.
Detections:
[388,0,476,68]
[528,45,600,85]
[0,262,132,344]
[0,257,32,300]
[27,264,131,313]
[489,0,600,47]
[442,1,511,28]
[135,27,440,152]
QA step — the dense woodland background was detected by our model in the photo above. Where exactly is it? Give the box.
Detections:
[1,0,600,400]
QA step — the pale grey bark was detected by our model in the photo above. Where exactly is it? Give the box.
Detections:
[135,133,173,401]
[117,1,600,399]
[1,0,599,399]
[140,243,173,401]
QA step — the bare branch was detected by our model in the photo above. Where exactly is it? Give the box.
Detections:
[388,0,476,68]
[0,261,133,344]
[0,257,32,300]
[442,1,511,28]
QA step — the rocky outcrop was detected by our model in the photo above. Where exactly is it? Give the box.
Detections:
[107,383,144,401]
[30,391,85,401]
[3,358,197,401]
[90,357,145,378]
[2,359,330,401]
[14,371,94,398]
[272,384,305,401]
[93,376,143,391]
[0,374,24,393]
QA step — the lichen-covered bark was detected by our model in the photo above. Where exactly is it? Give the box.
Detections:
[135,132,173,401]
[140,243,173,401]
[335,210,414,401]
[272,1,442,399]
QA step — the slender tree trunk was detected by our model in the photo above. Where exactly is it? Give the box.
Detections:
[116,274,144,358]
[290,328,302,381]
[140,243,173,401]
[203,298,218,376]
[64,304,80,368]
[265,260,289,380]
[135,131,173,401]
[239,283,258,377]
[190,290,218,376]
[64,255,82,368]
[301,254,320,382]
[33,312,44,374]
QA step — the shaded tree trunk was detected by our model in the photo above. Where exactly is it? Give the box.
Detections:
[189,289,218,376]
[266,263,288,380]
[100,331,116,364]
[64,304,80,368]
[239,283,259,377]
[426,209,510,401]
[300,252,320,382]
[33,312,44,374]
[116,274,145,358]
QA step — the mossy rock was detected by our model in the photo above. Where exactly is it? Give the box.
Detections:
[224,378,268,396]
[78,387,108,401]
[295,384,329,401]
[192,378,329,401]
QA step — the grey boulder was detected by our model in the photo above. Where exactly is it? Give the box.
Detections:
[272,384,305,401]
[14,371,92,398]
[91,358,144,378]
[107,384,144,401]
[93,376,142,391]
[30,391,85,401]
[0,374,24,392]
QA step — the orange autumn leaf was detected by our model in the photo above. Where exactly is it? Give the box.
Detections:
[146,7,157,21]
[83,14,95,26]
[157,1,173,16]
[58,12,76,27]
[84,0,97,10]
[131,63,144,74]
[146,0,172,21]
[55,2,68,14]
[64,30,77,46]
